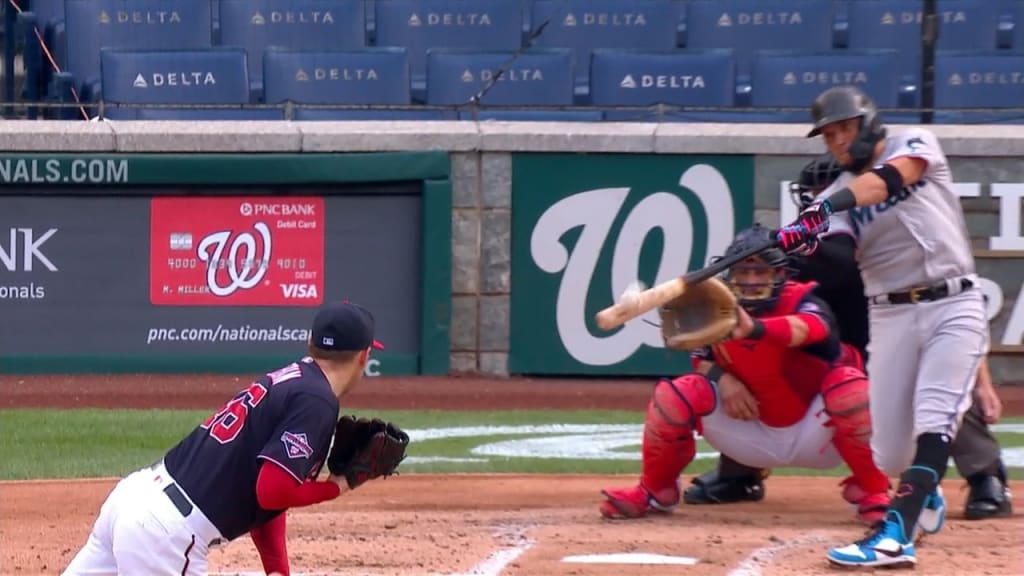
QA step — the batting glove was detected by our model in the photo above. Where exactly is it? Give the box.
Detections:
[776,200,832,254]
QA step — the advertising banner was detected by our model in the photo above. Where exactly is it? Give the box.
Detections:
[150,197,326,306]
[509,153,755,375]
[1,193,422,375]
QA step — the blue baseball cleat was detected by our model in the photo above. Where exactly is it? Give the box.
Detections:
[827,511,916,568]
[917,485,946,535]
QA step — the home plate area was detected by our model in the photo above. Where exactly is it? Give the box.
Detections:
[196,475,1021,576]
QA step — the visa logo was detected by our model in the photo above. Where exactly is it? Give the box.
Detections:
[280,284,319,298]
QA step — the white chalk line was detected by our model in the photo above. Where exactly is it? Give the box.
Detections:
[440,523,536,576]
[726,532,831,576]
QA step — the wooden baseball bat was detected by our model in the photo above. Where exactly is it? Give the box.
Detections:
[594,238,780,331]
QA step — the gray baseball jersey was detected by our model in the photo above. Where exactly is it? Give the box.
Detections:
[820,128,976,297]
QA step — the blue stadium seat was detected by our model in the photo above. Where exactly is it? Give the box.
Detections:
[218,0,367,98]
[135,107,285,120]
[530,0,682,102]
[293,108,457,120]
[457,109,604,121]
[683,0,836,77]
[64,0,213,100]
[749,50,913,123]
[843,1,1015,78]
[263,48,411,106]
[426,48,574,107]
[17,0,67,114]
[373,0,524,101]
[99,49,250,120]
[589,49,738,121]
[933,51,1024,124]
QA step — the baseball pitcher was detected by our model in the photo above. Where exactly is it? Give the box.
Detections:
[780,86,989,568]
[599,225,890,525]
[62,301,409,576]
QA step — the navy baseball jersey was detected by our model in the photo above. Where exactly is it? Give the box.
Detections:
[164,357,339,540]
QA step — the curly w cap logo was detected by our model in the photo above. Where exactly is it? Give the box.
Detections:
[282,431,313,459]
[509,154,754,375]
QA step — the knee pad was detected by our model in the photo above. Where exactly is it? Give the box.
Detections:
[647,374,716,438]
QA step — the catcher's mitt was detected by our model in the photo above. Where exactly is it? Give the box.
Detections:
[327,415,409,490]
[659,277,738,350]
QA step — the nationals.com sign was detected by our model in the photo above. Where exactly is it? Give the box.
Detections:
[150,197,325,306]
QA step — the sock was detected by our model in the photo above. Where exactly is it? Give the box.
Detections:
[888,432,951,540]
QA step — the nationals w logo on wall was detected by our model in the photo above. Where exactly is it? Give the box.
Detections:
[149,197,325,306]
[509,154,753,375]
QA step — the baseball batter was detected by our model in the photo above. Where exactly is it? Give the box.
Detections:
[688,154,1012,522]
[62,301,390,576]
[600,225,890,524]
[780,86,989,568]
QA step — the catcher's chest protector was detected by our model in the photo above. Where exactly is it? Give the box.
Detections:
[712,282,822,428]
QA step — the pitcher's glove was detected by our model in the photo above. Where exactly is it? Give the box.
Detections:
[659,277,738,350]
[327,415,409,490]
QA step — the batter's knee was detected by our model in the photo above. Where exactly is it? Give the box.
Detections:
[647,374,717,437]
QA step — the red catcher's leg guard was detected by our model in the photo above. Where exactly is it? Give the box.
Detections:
[822,364,890,496]
[600,374,716,519]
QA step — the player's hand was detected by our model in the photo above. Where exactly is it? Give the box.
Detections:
[776,201,831,254]
[730,306,754,340]
[718,372,759,421]
[975,380,1003,424]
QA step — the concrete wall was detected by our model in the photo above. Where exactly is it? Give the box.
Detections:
[3,120,1022,381]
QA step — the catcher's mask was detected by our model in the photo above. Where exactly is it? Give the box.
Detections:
[807,85,886,173]
[789,153,843,210]
[717,225,789,314]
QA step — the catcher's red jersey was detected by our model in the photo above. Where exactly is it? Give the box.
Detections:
[696,281,842,428]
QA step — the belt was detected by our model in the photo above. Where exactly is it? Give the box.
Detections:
[870,277,974,305]
[153,463,226,548]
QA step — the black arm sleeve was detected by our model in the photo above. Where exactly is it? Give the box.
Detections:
[794,234,859,293]
[798,293,842,361]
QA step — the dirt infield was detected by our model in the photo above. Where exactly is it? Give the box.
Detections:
[2,374,1023,576]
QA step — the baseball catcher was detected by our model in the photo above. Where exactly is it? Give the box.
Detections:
[600,224,891,524]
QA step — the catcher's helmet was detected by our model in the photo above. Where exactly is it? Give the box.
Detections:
[789,153,842,210]
[720,224,789,313]
[807,86,886,172]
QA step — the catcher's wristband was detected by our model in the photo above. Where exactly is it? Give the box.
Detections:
[748,318,766,340]
[704,363,726,384]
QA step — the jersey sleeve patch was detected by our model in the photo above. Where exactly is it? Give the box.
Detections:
[281,431,314,460]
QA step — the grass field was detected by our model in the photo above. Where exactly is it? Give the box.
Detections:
[2,409,1022,481]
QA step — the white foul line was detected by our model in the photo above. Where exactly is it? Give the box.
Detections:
[726,533,830,576]
[443,524,536,576]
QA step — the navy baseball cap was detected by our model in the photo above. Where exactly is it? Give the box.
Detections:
[311,301,384,351]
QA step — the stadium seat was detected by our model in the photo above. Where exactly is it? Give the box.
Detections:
[64,0,213,101]
[933,51,1024,124]
[425,48,574,109]
[588,49,739,121]
[682,0,837,77]
[373,0,524,101]
[293,108,457,120]
[218,0,367,99]
[530,0,682,102]
[749,50,914,123]
[457,109,604,121]
[263,48,412,106]
[842,1,1015,78]
[17,0,67,115]
[99,48,250,120]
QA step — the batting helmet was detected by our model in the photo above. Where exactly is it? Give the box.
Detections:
[807,86,886,172]
[789,153,842,210]
[719,224,790,313]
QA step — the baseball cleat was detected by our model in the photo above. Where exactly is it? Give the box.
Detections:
[599,484,676,519]
[917,485,945,535]
[827,511,916,568]
[964,472,1013,520]
[683,469,765,505]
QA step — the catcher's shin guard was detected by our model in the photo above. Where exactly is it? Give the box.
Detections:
[822,365,890,521]
[601,375,715,519]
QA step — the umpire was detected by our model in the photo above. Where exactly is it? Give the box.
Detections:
[684,154,1013,521]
